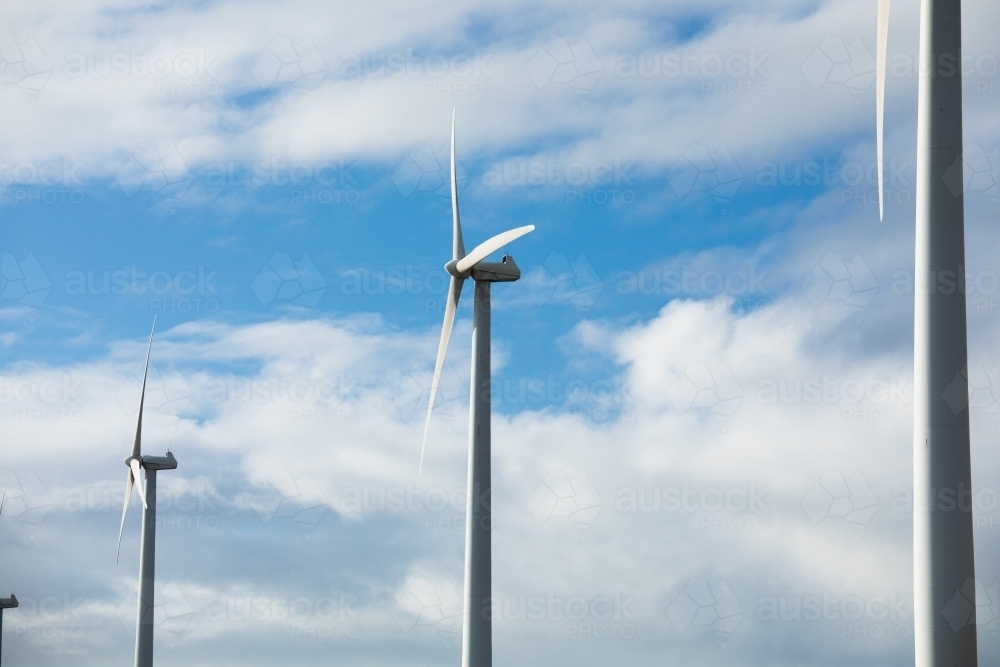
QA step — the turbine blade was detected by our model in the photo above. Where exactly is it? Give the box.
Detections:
[116,468,134,566]
[876,0,891,221]
[0,488,5,515]
[455,225,535,274]
[451,109,466,261]
[131,458,147,510]
[131,318,156,459]
[419,275,465,475]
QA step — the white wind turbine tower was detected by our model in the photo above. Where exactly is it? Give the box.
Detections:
[0,491,19,667]
[116,319,178,667]
[876,0,978,665]
[420,111,534,667]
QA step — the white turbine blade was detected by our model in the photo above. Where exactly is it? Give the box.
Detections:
[130,458,147,510]
[876,0,891,221]
[451,109,465,261]
[419,275,465,476]
[131,318,156,459]
[0,489,5,515]
[455,225,535,274]
[116,468,134,566]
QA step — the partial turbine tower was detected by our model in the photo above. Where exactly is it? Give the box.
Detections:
[0,489,18,662]
[876,1,978,665]
[420,110,534,667]
[0,593,17,667]
[116,319,179,667]
[0,491,18,667]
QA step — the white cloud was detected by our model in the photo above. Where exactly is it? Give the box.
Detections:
[6,284,999,663]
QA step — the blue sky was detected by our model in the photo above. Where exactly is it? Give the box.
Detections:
[2,0,1000,665]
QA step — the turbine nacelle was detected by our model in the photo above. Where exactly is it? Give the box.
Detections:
[472,255,520,283]
[141,452,178,471]
[445,254,521,282]
[0,594,17,610]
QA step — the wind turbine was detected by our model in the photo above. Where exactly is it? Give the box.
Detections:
[876,1,977,665]
[0,491,18,667]
[420,111,534,667]
[116,319,178,667]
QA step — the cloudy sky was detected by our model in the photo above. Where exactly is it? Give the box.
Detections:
[1,0,999,665]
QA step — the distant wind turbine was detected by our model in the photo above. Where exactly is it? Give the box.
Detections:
[876,1,978,665]
[116,319,179,667]
[420,111,534,667]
